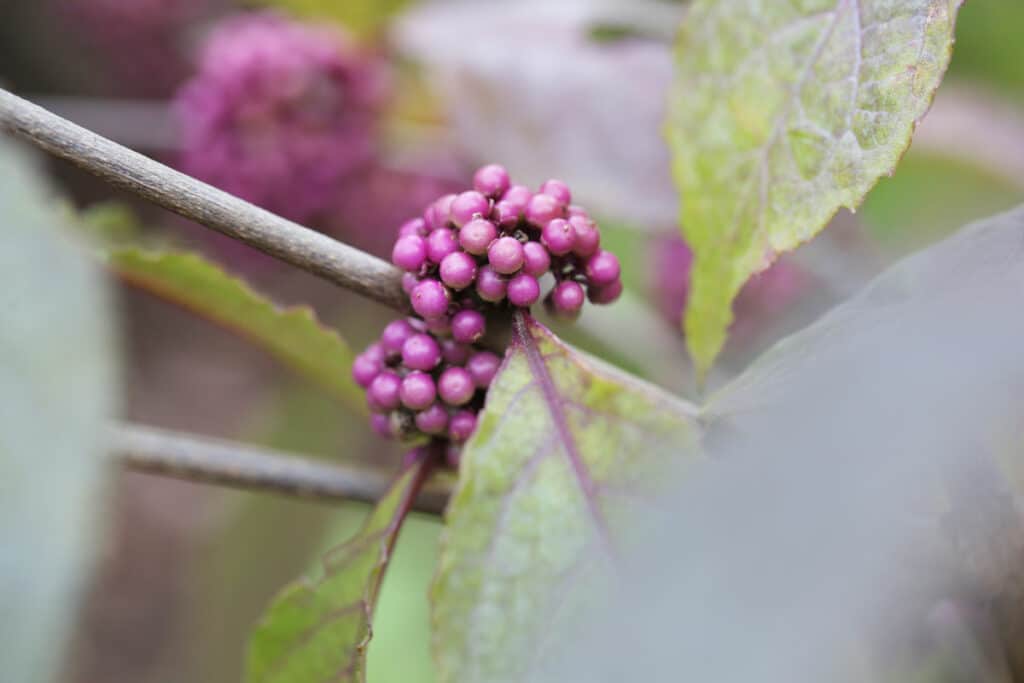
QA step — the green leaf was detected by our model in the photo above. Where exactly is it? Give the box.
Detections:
[106,249,362,412]
[254,0,411,37]
[430,313,702,683]
[0,140,116,682]
[247,454,433,683]
[668,0,963,377]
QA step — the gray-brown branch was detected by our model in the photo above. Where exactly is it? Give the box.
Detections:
[0,88,409,313]
[112,423,450,515]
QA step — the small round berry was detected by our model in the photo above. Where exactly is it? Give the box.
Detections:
[369,371,402,411]
[441,339,472,365]
[402,332,441,371]
[551,280,586,317]
[502,184,532,206]
[398,217,428,239]
[588,278,623,305]
[567,205,588,219]
[391,234,427,272]
[525,193,562,226]
[425,194,456,231]
[488,236,525,275]
[400,371,437,411]
[371,414,393,439]
[439,251,478,290]
[466,351,501,388]
[569,215,600,258]
[352,352,382,388]
[414,403,449,435]
[585,250,621,287]
[401,272,419,295]
[473,164,510,198]
[426,316,452,338]
[380,319,416,355]
[476,266,508,303]
[541,218,576,256]
[522,241,551,277]
[450,190,490,227]
[449,410,478,441]
[427,228,459,264]
[492,200,523,228]
[451,309,486,344]
[363,343,385,363]
[411,279,451,319]
[438,367,475,406]
[507,273,541,307]
[539,179,571,206]
[459,217,498,255]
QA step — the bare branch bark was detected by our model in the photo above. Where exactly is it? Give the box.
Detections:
[0,88,409,313]
[111,423,450,515]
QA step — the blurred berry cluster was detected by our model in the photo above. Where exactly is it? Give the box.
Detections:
[358,165,623,466]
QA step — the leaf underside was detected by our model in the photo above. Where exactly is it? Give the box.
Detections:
[106,248,362,412]
[430,312,702,683]
[246,455,432,683]
[668,0,963,376]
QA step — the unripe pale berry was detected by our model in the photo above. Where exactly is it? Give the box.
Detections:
[439,251,478,290]
[540,179,571,206]
[541,218,576,256]
[414,403,449,435]
[391,234,427,271]
[426,228,459,264]
[507,272,541,307]
[352,352,382,388]
[473,164,510,198]
[525,193,562,226]
[450,190,490,227]
[585,250,621,287]
[400,371,437,411]
[568,215,600,258]
[441,339,472,365]
[522,241,551,277]
[402,332,441,371]
[551,280,585,317]
[451,309,486,344]
[371,413,393,438]
[369,371,402,411]
[588,278,623,305]
[449,410,478,441]
[459,217,498,255]
[488,236,525,275]
[380,319,416,355]
[398,217,428,239]
[476,265,507,303]
[439,367,476,406]
[411,279,450,319]
[466,351,501,388]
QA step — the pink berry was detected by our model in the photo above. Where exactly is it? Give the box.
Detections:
[459,217,498,255]
[371,414,393,439]
[439,251,478,290]
[398,217,428,239]
[369,371,401,411]
[567,205,588,219]
[450,190,490,227]
[402,332,441,371]
[551,280,585,317]
[391,234,427,271]
[492,200,523,228]
[541,218,576,256]
[441,339,472,365]
[473,164,510,198]
[401,272,419,295]
[588,278,623,305]
[507,273,541,307]
[380,319,416,355]
[569,215,600,258]
[585,250,621,287]
[427,228,459,264]
[415,403,449,435]
[352,352,382,388]
[488,236,525,275]
[451,309,486,344]
[525,193,562,226]
[449,410,478,441]
[522,241,551,277]
[539,179,571,206]
[466,351,501,388]
[426,316,452,337]
[411,279,450,319]
[363,343,385,363]
[425,193,455,230]
[502,184,532,206]
[439,367,475,406]
[476,265,508,303]
[400,371,437,411]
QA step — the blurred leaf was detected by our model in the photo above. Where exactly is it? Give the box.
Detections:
[947,1,1024,100]
[107,249,362,411]
[77,201,143,245]
[668,0,962,377]
[254,0,411,37]
[431,313,701,683]
[0,140,116,682]
[246,455,433,683]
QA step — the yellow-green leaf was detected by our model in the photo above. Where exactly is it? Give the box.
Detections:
[431,312,702,683]
[668,0,963,377]
[107,249,362,411]
[254,0,411,37]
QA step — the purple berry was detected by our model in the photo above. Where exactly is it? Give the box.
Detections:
[451,309,486,344]
[427,228,459,264]
[473,164,510,198]
[525,193,562,226]
[488,236,525,275]
[539,179,571,206]
[507,273,541,307]
[425,193,456,230]
[426,316,452,337]
[567,205,588,219]
[369,371,401,411]
[502,184,532,206]
[411,279,451,319]
[414,403,449,435]
[398,217,428,239]
[588,278,623,305]
[391,234,427,272]
[441,339,472,365]
[466,351,501,388]
[371,413,393,439]
[439,251,478,290]
[476,265,508,303]
[402,332,441,371]
[449,410,478,441]
[585,250,621,287]
[363,342,385,363]
[352,352,382,388]
[541,218,576,256]
[492,200,523,228]
[569,215,600,258]
[522,241,551,277]
[450,190,490,227]
[551,280,586,317]
[401,272,420,295]
[459,217,498,255]
[439,367,475,406]
[380,319,416,355]
[400,371,437,411]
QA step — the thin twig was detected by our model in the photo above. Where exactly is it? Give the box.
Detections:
[111,423,451,515]
[0,88,409,313]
